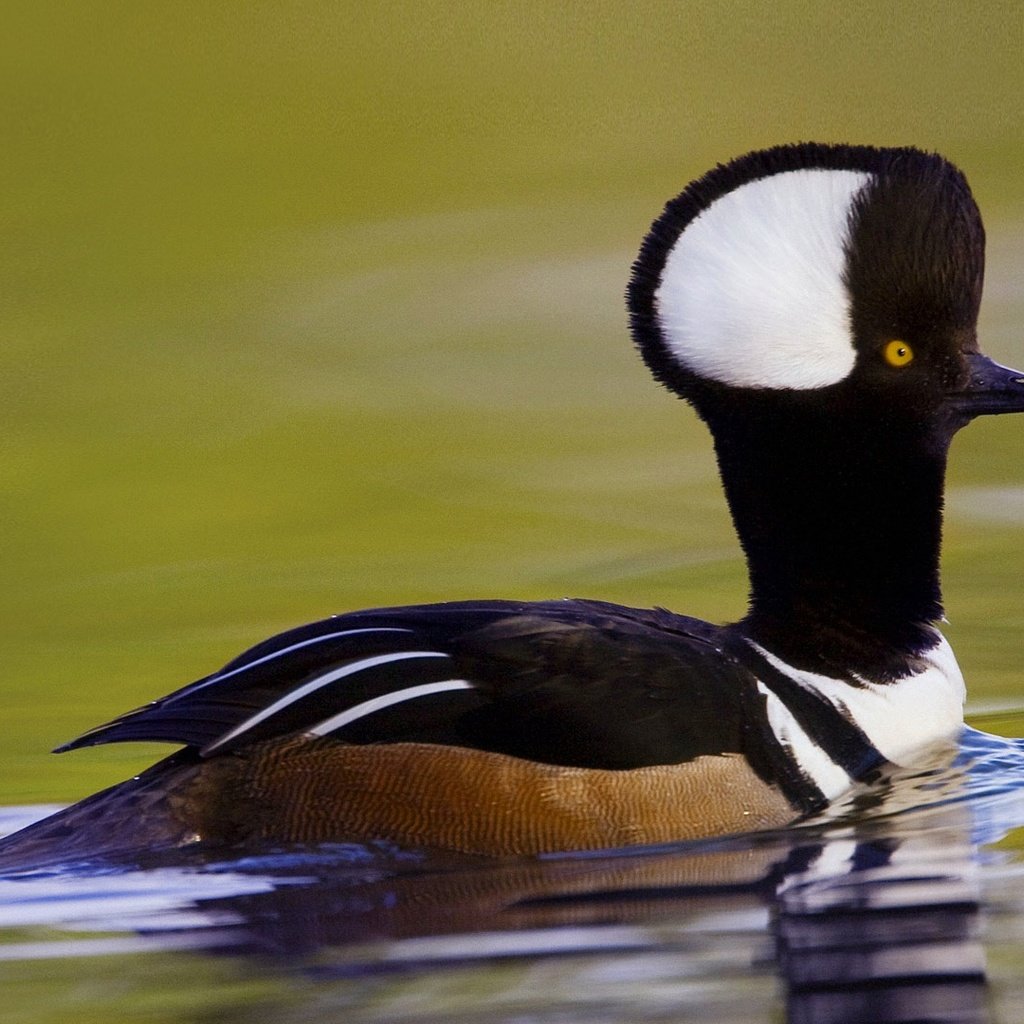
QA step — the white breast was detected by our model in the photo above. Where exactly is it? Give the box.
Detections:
[751,633,966,800]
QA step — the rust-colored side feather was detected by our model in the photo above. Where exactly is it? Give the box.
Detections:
[193,737,797,856]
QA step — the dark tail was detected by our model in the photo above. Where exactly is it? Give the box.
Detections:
[0,751,210,874]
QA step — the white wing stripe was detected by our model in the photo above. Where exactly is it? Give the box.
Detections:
[305,679,475,737]
[200,650,450,755]
[177,627,415,700]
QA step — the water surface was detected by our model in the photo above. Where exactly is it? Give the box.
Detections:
[4,722,1024,1023]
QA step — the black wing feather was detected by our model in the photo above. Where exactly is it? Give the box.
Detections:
[56,599,758,770]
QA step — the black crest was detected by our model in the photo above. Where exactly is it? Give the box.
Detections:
[627,142,982,405]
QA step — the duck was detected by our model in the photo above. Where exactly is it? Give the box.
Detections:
[5,141,1024,863]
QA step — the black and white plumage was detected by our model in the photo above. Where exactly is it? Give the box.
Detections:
[55,597,958,817]
[7,142,1024,860]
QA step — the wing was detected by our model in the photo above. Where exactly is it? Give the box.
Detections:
[57,599,759,770]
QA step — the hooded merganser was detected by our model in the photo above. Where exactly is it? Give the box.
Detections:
[8,142,1024,860]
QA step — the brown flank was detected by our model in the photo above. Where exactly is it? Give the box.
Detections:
[186,736,798,856]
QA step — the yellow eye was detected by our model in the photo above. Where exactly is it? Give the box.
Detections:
[883,340,914,367]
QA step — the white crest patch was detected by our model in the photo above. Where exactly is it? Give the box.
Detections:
[655,168,871,390]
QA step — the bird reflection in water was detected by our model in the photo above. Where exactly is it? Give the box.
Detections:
[3,730,1020,1024]
[162,740,1009,1023]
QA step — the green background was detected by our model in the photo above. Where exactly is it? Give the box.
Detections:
[4,2,1024,804]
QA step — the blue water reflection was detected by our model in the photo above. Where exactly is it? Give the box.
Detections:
[2,723,1024,1022]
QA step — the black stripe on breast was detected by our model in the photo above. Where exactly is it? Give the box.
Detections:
[733,638,885,784]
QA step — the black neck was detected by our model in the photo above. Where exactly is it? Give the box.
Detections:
[704,393,949,678]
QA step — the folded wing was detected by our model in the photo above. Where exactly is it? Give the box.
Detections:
[57,600,757,770]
